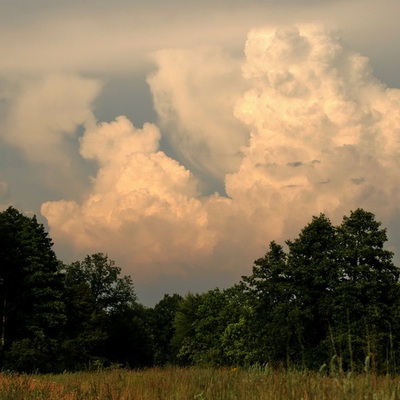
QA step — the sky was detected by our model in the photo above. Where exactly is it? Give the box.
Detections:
[1,0,400,306]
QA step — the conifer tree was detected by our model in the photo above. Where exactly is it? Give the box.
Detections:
[0,207,65,372]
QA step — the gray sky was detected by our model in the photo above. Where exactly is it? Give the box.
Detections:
[1,0,400,306]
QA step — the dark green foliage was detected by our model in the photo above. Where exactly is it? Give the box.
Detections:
[239,209,400,372]
[219,284,260,366]
[148,293,183,365]
[60,253,152,369]
[0,207,65,372]
[179,289,229,365]
[284,214,339,368]
[171,209,400,373]
[64,253,137,312]
[242,241,293,365]
[332,209,400,372]
[104,302,154,368]
[1,205,399,373]
[172,286,255,366]
[0,208,154,372]
[172,292,204,365]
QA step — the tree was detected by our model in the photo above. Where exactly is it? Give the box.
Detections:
[332,209,400,372]
[0,207,65,372]
[172,287,252,366]
[241,209,400,372]
[149,293,183,365]
[64,253,137,313]
[172,292,204,365]
[104,301,154,368]
[61,253,151,369]
[285,214,339,368]
[241,241,293,366]
[219,283,260,366]
[186,289,231,366]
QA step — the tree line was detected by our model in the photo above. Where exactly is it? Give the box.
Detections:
[0,206,399,374]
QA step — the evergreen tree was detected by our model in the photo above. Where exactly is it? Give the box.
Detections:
[0,207,65,372]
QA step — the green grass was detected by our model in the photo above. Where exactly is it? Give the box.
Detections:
[0,367,400,399]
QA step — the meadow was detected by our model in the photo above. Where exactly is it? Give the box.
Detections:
[0,367,400,400]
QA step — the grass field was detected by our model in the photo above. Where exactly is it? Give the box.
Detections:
[0,367,400,399]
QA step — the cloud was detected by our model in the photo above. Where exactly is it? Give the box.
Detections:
[5,0,398,77]
[41,116,216,279]
[41,25,400,303]
[3,74,101,165]
[148,47,249,182]
[230,24,400,230]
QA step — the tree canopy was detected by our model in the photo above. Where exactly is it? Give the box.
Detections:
[172,209,400,373]
[0,206,399,373]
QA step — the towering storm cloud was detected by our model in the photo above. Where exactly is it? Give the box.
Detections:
[229,25,400,230]
[41,25,400,297]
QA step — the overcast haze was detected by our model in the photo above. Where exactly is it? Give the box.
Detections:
[1,0,400,305]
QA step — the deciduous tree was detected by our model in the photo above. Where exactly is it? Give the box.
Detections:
[61,253,151,369]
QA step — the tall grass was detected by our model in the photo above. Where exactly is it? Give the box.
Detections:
[0,367,400,399]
